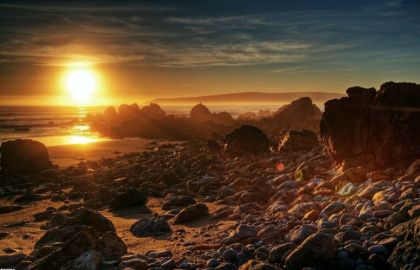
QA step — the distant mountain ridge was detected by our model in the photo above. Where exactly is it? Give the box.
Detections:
[151,91,344,104]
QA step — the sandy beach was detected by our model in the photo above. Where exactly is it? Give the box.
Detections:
[47,138,155,167]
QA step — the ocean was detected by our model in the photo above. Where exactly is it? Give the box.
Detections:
[0,104,286,147]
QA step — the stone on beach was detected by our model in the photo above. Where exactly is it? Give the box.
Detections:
[224,125,270,156]
[0,139,53,175]
[172,203,209,224]
[110,189,148,210]
[131,217,171,237]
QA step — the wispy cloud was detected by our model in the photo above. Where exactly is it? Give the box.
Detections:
[0,0,419,70]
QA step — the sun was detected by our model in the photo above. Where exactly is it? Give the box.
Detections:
[65,68,97,105]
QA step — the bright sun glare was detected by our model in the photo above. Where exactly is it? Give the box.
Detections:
[66,68,97,105]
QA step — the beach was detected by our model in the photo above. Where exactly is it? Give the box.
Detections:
[47,138,155,167]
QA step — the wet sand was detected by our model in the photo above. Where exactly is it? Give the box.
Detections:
[47,138,155,167]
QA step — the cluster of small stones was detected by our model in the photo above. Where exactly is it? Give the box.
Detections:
[0,141,419,270]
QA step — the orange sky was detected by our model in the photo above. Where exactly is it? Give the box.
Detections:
[1,1,419,106]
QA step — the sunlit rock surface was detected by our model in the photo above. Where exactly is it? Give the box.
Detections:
[321,81,420,169]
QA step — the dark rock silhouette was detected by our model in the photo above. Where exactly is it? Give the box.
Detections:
[190,103,212,123]
[0,139,53,175]
[92,102,236,140]
[30,208,126,270]
[278,129,319,152]
[263,97,322,135]
[139,103,166,119]
[110,189,147,210]
[321,82,420,169]
[225,125,270,156]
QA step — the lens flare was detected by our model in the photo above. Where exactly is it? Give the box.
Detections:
[276,162,285,171]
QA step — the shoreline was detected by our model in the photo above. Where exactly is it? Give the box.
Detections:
[47,138,157,167]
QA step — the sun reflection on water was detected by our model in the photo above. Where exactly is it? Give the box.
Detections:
[65,118,100,145]
[67,135,98,145]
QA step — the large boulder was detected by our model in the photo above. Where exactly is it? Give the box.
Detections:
[30,209,126,269]
[35,208,116,250]
[278,129,319,152]
[321,82,420,169]
[0,139,53,175]
[225,125,270,156]
[29,227,126,270]
[284,232,337,270]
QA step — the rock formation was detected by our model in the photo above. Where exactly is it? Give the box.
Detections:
[224,125,270,156]
[255,97,322,137]
[190,103,212,123]
[0,139,53,175]
[321,82,420,169]
[278,129,319,152]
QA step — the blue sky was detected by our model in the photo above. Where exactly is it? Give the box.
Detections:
[0,0,419,102]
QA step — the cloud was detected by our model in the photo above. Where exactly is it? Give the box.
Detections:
[0,1,419,70]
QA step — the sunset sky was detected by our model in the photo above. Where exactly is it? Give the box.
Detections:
[1,0,420,105]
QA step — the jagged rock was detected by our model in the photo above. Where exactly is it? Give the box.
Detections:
[110,190,147,210]
[260,97,322,135]
[0,139,53,175]
[172,203,209,224]
[225,125,269,156]
[278,129,319,152]
[130,217,171,237]
[285,232,337,270]
[321,82,420,169]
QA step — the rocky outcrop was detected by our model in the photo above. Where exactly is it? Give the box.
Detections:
[258,97,322,136]
[225,125,270,156]
[190,103,213,123]
[321,82,420,169]
[190,103,235,126]
[0,139,53,175]
[91,102,236,140]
